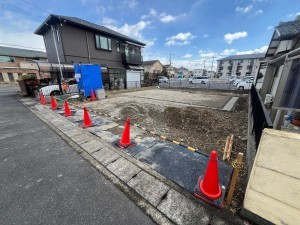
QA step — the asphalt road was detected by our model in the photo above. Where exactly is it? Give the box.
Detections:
[0,86,155,225]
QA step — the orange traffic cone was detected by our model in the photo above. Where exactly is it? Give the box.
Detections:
[90,89,96,101]
[50,96,58,110]
[82,106,93,127]
[116,118,135,148]
[40,92,47,105]
[194,150,224,208]
[64,100,72,116]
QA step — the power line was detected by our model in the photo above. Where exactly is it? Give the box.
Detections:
[22,0,49,15]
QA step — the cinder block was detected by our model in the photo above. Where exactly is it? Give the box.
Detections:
[79,139,102,154]
[107,158,141,183]
[92,147,120,166]
[157,189,210,225]
[127,171,169,207]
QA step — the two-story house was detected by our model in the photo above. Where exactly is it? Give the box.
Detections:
[34,14,146,90]
[0,46,47,83]
[143,60,163,79]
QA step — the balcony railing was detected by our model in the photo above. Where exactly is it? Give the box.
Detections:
[250,85,273,149]
[122,53,143,65]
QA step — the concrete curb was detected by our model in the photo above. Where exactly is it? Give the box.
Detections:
[20,98,247,225]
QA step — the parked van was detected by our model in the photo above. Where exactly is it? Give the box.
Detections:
[191,76,209,84]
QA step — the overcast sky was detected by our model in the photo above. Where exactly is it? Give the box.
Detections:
[0,0,299,70]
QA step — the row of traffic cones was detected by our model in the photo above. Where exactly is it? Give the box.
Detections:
[40,92,224,208]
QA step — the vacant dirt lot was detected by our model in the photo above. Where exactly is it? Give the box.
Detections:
[83,89,247,154]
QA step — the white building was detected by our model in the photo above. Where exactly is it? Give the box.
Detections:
[216,53,265,78]
[193,69,206,76]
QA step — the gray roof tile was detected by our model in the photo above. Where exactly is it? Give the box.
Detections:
[276,20,300,39]
[218,53,265,61]
[0,46,46,58]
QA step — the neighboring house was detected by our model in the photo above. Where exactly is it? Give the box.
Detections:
[0,46,47,83]
[177,66,190,77]
[216,53,265,78]
[143,60,163,79]
[34,14,146,90]
[242,16,300,225]
[163,65,176,77]
[258,16,300,128]
[193,69,207,77]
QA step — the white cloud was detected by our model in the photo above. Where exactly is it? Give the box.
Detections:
[124,0,138,9]
[102,17,118,26]
[203,34,210,38]
[267,26,273,30]
[224,31,248,44]
[255,9,263,15]
[287,12,300,18]
[108,20,156,48]
[236,5,253,13]
[165,32,196,46]
[140,8,157,19]
[160,13,176,23]
[182,54,192,58]
[0,30,45,50]
[236,45,268,55]
[222,49,237,55]
[150,8,157,17]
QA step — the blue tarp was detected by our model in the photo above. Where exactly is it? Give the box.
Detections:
[74,64,103,96]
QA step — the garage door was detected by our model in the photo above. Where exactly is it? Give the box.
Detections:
[126,71,141,89]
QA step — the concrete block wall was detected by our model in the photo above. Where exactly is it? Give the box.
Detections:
[243,128,300,225]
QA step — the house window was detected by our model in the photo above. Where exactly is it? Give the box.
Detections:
[95,34,111,51]
[8,73,14,82]
[0,55,15,62]
[0,73,4,82]
[116,41,120,53]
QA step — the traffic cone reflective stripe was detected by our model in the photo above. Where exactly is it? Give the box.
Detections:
[82,106,93,127]
[90,89,96,101]
[40,92,47,105]
[64,100,72,116]
[51,96,58,110]
[117,118,135,148]
[199,151,222,199]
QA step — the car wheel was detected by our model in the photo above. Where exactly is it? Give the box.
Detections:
[238,86,244,90]
[50,90,61,96]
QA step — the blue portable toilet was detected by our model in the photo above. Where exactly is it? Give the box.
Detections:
[74,64,103,97]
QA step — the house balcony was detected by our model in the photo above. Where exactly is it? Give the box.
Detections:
[122,53,143,65]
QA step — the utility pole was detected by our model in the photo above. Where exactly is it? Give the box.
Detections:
[203,60,206,69]
[211,56,216,72]
[169,53,175,77]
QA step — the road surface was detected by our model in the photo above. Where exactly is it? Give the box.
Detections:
[0,86,155,225]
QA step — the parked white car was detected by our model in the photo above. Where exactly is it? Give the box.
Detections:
[158,76,169,83]
[237,79,254,90]
[39,84,78,96]
[191,76,209,84]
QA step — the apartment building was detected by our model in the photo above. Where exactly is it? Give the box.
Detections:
[216,53,265,78]
[0,46,47,83]
[35,14,145,90]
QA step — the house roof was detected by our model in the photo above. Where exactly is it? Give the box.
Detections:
[218,53,265,61]
[143,60,162,66]
[276,20,300,40]
[35,14,146,46]
[0,46,46,58]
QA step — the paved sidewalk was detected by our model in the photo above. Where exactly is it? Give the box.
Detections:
[0,88,156,225]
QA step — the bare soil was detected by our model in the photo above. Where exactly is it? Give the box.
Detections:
[83,88,248,213]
